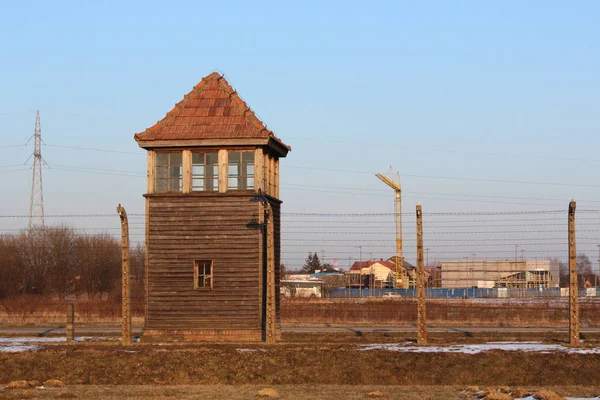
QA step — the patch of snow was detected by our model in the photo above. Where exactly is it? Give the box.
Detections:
[236,348,267,353]
[516,398,600,400]
[0,344,42,353]
[0,336,118,353]
[74,336,117,342]
[359,341,600,354]
[0,337,65,343]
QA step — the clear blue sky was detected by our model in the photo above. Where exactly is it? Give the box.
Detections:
[0,1,598,268]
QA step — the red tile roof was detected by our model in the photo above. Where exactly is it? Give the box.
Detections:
[134,72,289,150]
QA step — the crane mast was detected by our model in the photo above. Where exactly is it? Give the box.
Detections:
[375,171,403,288]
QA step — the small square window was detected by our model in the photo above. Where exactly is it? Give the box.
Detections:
[194,260,213,289]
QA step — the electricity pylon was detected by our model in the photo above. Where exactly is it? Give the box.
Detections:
[28,110,45,230]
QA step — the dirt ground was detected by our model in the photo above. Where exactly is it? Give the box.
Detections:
[2,332,600,399]
[2,341,600,387]
[0,385,599,400]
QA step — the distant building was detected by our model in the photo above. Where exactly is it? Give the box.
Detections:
[280,280,323,298]
[349,259,401,288]
[387,257,422,288]
[309,270,345,280]
[438,259,559,289]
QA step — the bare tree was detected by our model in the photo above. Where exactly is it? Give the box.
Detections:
[75,233,121,300]
[46,226,79,300]
[577,253,592,275]
[129,243,146,304]
[0,235,22,299]
[16,228,52,295]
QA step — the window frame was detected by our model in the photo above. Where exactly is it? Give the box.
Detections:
[191,151,219,192]
[227,151,255,190]
[194,260,213,290]
[155,151,183,193]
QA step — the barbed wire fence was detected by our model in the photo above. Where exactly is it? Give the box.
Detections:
[0,207,599,332]
[279,207,600,329]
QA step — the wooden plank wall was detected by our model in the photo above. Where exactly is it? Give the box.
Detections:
[146,195,261,330]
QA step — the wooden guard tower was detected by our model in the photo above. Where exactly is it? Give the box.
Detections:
[135,72,290,342]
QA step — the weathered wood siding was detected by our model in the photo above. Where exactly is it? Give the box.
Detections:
[146,193,263,330]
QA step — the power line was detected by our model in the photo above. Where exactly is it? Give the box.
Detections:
[0,214,145,218]
[0,168,31,173]
[284,210,569,217]
[283,165,600,188]
[286,136,600,164]
[281,187,571,206]
[45,164,145,177]
[45,144,144,156]
[283,183,600,204]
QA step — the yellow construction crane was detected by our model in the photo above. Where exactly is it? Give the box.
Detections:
[375,170,403,289]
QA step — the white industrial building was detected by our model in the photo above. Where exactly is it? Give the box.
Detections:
[438,259,559,289]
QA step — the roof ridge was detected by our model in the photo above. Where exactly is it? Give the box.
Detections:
[216,77,273,137]
[135,73,218,141]
[133,72,290,152]
[217,77,280,141]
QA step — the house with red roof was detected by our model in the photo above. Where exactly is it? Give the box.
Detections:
[349,259,401,288]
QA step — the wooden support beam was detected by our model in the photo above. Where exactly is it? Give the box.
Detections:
[182,149,192,194]
[144,197,150,324]
[117,204,132,346]
[257,201,264,324]
[147,150,155,194]
[263,153,271,196]
[218,150,228,193]
[416,203,427,345]
[66,303,74,342]
[254,148,264,192]
[269,156,276,197]
[569,200,579,346]
[265,202,276,343]
[274,158,279,199]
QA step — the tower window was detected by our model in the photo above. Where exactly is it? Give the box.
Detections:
[155,152,182,192]
[228,151,254,190]
[192,152,218,191]
[194,260,213,289]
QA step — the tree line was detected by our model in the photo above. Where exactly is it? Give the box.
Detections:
[0,226,144,300]
[557,253,599,288]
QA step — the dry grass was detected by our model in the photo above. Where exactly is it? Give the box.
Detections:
[3,296,600,328]
[281,298,600,328]
[0,385,598,400]
[0,296,144,327]
[2,343,600,387]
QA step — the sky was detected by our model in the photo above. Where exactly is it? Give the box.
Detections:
[0,1,599,269]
